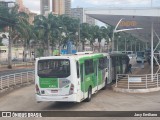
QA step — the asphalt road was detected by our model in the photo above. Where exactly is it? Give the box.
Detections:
[0,57,159,120]
[0,84,160,111]
[0,83,160,120]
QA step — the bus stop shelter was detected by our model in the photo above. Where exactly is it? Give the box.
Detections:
[85,7,160,80]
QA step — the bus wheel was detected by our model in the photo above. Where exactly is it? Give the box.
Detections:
[102,78,107,90]
[85,87,92,102]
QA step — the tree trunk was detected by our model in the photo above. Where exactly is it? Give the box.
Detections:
[82,41,85,51]
[99,41,101,52]
[8,36,12,69]
[58,40,61,55]
[24,47,27,62]
[29,45,32,62]
[51,44,54,56]
[90,42,94,51]
[76,40,78,52]
[47,39,50,56]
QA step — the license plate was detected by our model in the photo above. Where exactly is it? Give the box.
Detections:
[51,90,58,93]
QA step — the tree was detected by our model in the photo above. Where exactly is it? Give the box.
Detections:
[58,15,80,51]
[34,14,55,56]
[88,25,95,51]
[80,23,90,51]
[0,4,31,68]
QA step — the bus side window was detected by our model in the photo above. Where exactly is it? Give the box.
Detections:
[104,57,108,68]
[99,58,104,70]
[76,61,80,78]
[80,64,84,81]
[85,60,94,75]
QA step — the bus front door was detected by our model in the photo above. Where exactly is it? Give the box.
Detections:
[80,64,85,99]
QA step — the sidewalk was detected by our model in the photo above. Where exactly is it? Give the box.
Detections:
[0,65,34,72]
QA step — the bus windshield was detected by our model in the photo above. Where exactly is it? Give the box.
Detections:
[38,59,70,78]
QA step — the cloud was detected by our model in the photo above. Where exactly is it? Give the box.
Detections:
[23,0,40,14]
[81,0,152,6]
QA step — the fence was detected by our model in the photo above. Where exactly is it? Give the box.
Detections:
[116,73,160,89]
[0,71,34,91]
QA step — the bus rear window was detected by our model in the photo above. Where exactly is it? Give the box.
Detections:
[38,59,70,78]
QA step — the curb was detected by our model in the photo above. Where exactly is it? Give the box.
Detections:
[112,86,160,93]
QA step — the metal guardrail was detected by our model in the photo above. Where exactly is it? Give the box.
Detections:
[0,71,35,91]
[116,73,160,89]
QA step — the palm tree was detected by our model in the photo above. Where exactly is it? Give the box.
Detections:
[34,14,54,56]
[106,25,114,51]
[58,15,80,51]
[99,26,109,52]
[0,4,31,68]
[15,13,33,62]
[80,23,90,51]
[88,25,95,51]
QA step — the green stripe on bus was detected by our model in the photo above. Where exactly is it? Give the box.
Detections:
[79,54,104,64]
[39,78,58,88]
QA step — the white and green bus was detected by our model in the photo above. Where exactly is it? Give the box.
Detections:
[35,52,129,102]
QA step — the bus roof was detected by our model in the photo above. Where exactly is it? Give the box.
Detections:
[36,52,128,61]
[36,53,109,61]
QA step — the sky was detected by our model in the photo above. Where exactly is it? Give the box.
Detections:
[4,0,160,14]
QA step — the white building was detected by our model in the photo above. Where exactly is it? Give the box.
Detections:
[71,8,95,25]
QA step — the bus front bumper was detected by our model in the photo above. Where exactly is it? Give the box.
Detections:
[36,94,78,102]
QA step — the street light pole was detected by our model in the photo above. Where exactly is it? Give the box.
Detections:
[112,18,124,51]
[112,18,143,52]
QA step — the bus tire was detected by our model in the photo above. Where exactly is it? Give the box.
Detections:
[85,87,92,102]
[102,78,107,90]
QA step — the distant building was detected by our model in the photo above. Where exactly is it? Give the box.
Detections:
[40,0,50,15]
[28,12,37,25]
[0,1,8,7]
[16,0,37,25]
[40,0,71,16]
[0,0,15,7]
[52,0,65,15]
[71,8,95,25]
[64,0,71,16]
[16,0,24,12]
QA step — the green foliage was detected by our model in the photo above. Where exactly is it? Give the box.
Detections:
[0,5,10,29]
[36,48,44,57]
[0,37,3,46]
[1,4,145,59]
